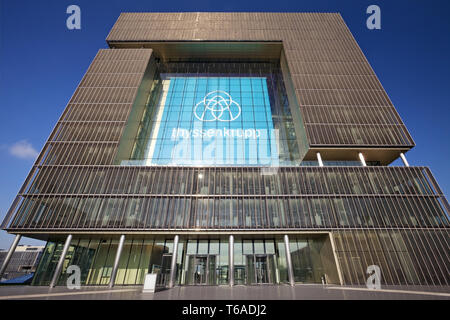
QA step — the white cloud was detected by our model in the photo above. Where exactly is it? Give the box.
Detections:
[9,140,39,160]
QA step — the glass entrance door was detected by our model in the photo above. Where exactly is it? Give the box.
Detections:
[246,254,275,284]
[157,254,172,286]
[255,255,269,284]
[193,256,207,285]
[186,255,216,285]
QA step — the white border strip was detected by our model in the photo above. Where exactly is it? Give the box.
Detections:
[327,286,450,297]
[0,288,139,300]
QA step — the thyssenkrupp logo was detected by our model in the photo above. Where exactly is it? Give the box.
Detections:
[194,90,241,122]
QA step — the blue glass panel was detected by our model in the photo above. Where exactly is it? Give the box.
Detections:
[147,77,279,166]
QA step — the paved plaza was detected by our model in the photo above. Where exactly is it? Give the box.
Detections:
[0,284,448,300]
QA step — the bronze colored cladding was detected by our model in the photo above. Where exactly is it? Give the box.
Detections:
[106,12,415,149]
[333,229,450,286]
[5,166,448,230]
[38,49,153,166]
[0,49,154,228]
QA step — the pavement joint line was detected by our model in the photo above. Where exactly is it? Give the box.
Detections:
[0,288,140,300]
[326,286,450,297]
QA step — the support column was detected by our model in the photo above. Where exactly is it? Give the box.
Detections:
[284,235,295,286]
[316,152,324,167]
[109,234,125,288]
[358,152,367,167]
[328,233,344,285]
[50,234,72,288]
[229,234,234,286]
[0,234,22,280]
[400,153,410,167]
[168,234,179,288]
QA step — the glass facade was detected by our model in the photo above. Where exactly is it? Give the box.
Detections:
[32,229,450,286]
[33,238,173,286]
[120,61,301,166]
[128,76,278,166]
[32,235,343,286]
[289,236,339,283]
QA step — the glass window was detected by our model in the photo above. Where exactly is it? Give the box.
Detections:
[186,240,197,255]
[209,240,220,255]
[243,240,253,254]
[118,61,302,167]
[254,240,265,254]
[197,240,208,254]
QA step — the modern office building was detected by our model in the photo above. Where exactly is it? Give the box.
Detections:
[0,245,43,281]
[0,12,448,288]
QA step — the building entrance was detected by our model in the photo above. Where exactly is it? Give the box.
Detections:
[156,254,172,286]
[246,254,276,284]
[186,255,216,285]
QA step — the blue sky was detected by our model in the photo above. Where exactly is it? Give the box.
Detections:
[0,0,449,249]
